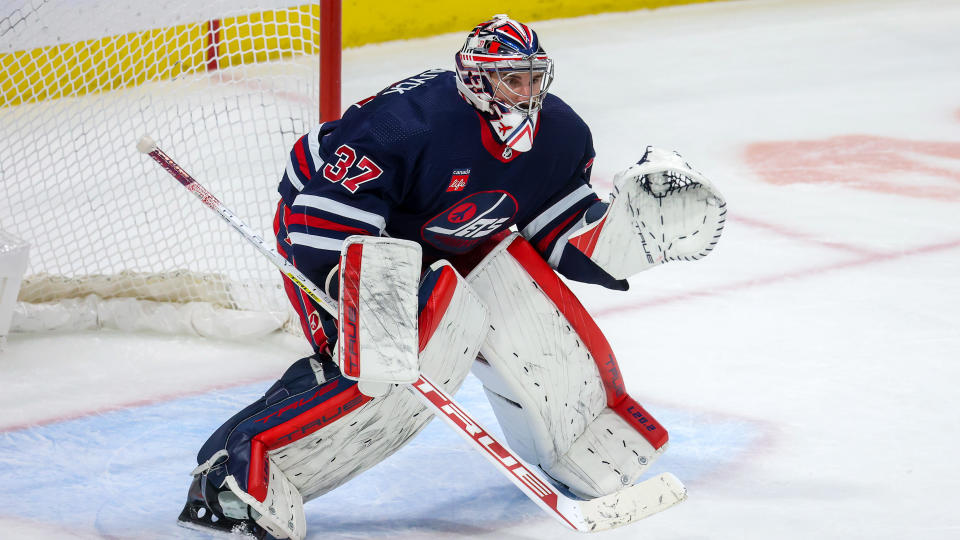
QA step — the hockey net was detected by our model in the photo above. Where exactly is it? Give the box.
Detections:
[0,1,339,338]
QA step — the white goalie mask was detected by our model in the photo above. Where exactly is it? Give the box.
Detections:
[455,15,555,153]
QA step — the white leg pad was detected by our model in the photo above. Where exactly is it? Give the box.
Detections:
[468,233,668,498]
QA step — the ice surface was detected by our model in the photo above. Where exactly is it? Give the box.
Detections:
[2,0,959,538]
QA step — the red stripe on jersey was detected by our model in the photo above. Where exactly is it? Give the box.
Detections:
[273,199,282,238]
[505,236,668,450]
[286,213,371,236]
[476,112,518,163]
[275,200,296,257]
[339,243,363,378]
[354,95,376,108]
[535,211,580,254]
[280,271,328,350]
[568,215,607,258]
[417,265,458,353]
[293,135,311,180]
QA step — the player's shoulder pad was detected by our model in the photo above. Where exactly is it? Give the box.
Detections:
[376,68,450,100]
[338,69,454,149]
[541,93,590,131]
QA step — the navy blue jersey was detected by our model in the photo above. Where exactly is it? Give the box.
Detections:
[273,69,621,349]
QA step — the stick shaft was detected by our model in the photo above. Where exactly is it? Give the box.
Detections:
[144,144,338,319]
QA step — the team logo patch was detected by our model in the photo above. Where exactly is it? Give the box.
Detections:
[422,191,518,254]
[447,169,470,192]
[448,202,476,223]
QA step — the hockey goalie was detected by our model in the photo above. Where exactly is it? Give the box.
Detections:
[177,14,725,539]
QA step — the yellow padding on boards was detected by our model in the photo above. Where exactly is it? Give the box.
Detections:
[2,0,722,108]
[0,5,319,108]
[343,0,727,47]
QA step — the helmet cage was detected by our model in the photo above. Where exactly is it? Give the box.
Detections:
[478,56,554,116]
[455,15,554,119]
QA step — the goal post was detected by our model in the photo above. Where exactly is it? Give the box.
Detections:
[320,0,342,122]
[0,1,341,338]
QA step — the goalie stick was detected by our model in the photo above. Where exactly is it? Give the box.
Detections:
[137,136,687,532]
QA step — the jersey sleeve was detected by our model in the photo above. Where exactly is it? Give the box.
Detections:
[277,107,423,299]
[518,135,628,291]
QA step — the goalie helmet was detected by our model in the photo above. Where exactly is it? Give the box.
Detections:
[455,14,555,153]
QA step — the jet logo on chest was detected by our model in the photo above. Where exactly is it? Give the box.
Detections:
[422,190,518,253]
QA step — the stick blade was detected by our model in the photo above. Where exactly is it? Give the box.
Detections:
[559,473,688,532]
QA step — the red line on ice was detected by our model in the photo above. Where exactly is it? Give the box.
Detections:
[728,214,879,255]
[5,217,956,432]
[0,374,276,434]
[744,134,960,201]
[593,237,960,318]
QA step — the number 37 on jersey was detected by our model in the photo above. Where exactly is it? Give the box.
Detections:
[322,144,384,193]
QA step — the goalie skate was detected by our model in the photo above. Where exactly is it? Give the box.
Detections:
[176,474,268,539]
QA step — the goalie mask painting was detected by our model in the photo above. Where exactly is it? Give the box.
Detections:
[454,14,555,152]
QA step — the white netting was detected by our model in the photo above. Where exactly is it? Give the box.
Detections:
[0,0,325,336]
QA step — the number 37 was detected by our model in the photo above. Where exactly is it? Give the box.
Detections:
[322,144,384,193]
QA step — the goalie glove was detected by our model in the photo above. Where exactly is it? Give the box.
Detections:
[568,146,726,279]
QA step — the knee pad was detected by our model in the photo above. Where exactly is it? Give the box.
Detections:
[467,233,668,498]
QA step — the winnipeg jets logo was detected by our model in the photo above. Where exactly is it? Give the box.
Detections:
[422,191,518,254]
[448,203,476,222]
[426,194,511,237]
[447,169,470,192]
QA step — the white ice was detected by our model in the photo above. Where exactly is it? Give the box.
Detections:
[2,0,960,538]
